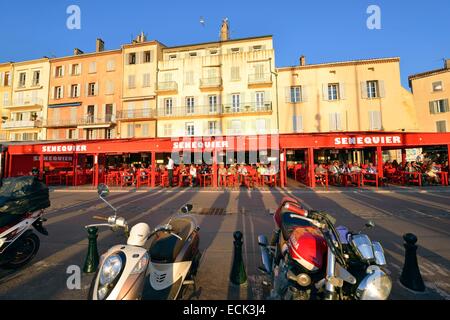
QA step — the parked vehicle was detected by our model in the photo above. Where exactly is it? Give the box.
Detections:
[258,196,392,300]
[0,177,49,269]
[88,184,201,300]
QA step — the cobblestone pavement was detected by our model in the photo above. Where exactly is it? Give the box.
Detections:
[0,186,449,300]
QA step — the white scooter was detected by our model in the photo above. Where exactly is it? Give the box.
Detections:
[88,184,201,300]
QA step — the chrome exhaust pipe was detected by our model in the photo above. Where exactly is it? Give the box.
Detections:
[258,235,272,275]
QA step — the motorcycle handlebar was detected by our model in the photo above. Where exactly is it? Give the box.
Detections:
[93,216,109,222]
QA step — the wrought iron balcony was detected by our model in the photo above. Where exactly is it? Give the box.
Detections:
[2,120,42,129]
[155,81,178,93]
[117,108,156,120]
[4,98,44,108]
[199,77,223,90]
[222,102,273,115]
[78,114,116,127]
[157,105,221,118]
[248,73,272,86]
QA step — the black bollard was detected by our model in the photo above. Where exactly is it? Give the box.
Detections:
[400,233,426,292]
[83,227,100,274]
[230,231,248,286]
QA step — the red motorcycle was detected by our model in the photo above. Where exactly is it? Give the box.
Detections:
[258,197,392,300]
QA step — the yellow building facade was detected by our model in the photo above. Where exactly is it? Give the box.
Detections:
[277,57,418,134]
[409,60,450,133]
[118,34,163,139]
[156,35,278,138]
[0,62,13,141]
[4,58,50,141]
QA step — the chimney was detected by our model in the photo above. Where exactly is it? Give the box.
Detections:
[96,38,105,52]
[445,59,450,70]
[73,48,84,55]
[300,55,306,66]
[220,18,230,41]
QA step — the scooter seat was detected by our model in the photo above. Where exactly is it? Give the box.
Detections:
[149,217,194,263]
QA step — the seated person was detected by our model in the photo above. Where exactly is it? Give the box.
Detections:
[218,164,228,186]
[351,162,362,173]
[366,163,377,174]
[189,164,197,187]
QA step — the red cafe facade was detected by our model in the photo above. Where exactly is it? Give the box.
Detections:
[2,131,450,188]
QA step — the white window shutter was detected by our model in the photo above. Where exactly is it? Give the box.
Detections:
[85,83,89,97]
[336,113,342,131]
[77,84,81,97]
[94,83,99,96]
[51,87,55,99]
[61,66,65,77]
[379,80,386,98]
[361,82,368,99]
[339,83,346,99]
[68,64,73,76]
[79,63,82,74]
[301,86,308,102]
[329,113,335,131]
[322,84,328,101]
[285,87,291,103]
[0,72,3,86]
[7,73,12,86]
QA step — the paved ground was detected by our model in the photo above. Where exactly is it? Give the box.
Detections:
[0,183,449,300]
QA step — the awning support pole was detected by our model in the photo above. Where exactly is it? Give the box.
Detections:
[308,147,315,188]
[213,149,218,188]
[151,151,156,188]
[377,146,384,178]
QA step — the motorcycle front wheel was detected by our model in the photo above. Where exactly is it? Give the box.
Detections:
[2,233,40,270]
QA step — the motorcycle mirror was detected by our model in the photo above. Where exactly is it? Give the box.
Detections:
[97,184,110,198]
[365,221,375,229]
[181,204,193,214]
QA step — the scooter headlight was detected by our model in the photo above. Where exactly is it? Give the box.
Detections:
[356,266,392,300]
[131,252,149,275]
[99,254,123,286]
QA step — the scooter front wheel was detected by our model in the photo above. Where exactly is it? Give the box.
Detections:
[2,232,40,270]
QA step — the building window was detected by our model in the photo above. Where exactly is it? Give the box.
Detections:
[327,83,340,101]
[429,99,449,114]
[436,121,447,133]
[142,124,150,137]
[209,95,218,113]
[106,60,116,72]
[2,72,11,86]
[105,129,113,139]
[231,48,241,54]
[164,98,173,115]
[209,49,218,55]
[106,81,114,95]
[231,66,240,81]
[89,62,97,74]
[329,113,342,131]
[293,115,303,132]
[68,129,76,140]
[88,83,96,96]
[55,86,63,99]
[208,121,218,135]
[169,54,177,60]
[144,51,152,63]
[18,72,26,87]
[72,64,81,75]
[71,84,79,98]
[255,92,265,110]
[143,73,151,87]
[232,94,240,112]
[86,129,95,140]
[432,81,443,92]
[56,66,63,78]
[231,120,241,135]
[185,71,194,86]
[189,52,197,58]
[367,80,379,98]
[127,124,135,138]
[128,75,136,89]
[129,53,136,65]
[32,71,40,86]
[186,122,195,136]
[186,97,195,114]
[369,111,382,130]
[163,124,172,136]
[256,119,267,134]
[290,86,302,103]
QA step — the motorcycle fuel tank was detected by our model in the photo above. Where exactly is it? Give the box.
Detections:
[288,226,327,272]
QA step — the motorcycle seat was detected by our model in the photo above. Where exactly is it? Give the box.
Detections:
[280,208,314,241]
[149,217,195,264]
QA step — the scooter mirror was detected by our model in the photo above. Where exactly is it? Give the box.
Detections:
[365,221,375,229]
[181,204,193,214]
[98,184,110,198]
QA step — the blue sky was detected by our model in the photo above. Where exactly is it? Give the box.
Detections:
[0,0,449,88]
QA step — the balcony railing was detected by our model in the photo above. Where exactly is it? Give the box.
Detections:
[78,114,116,126]
[45,119,78,128]
[117,108,155,120]
[248,73,272,85]
[199,77,223,89]
[156,81,178,92]
[2,120,42,129]
[222,102,273,115]
[5,98,44,108]
[157,105,221,118]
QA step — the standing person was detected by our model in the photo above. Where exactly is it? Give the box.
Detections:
[167,155,174,188]
[189,164,197,187]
